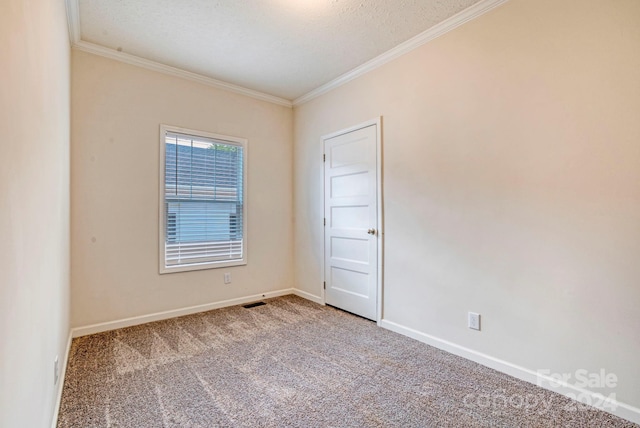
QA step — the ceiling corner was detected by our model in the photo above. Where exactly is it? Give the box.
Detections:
[65,0,81,45]
[293,0,510,106]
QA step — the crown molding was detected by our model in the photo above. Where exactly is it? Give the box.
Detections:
[64,0,80,45]
[72,41,293,107]
[292,0,510,106]
[63,0,292,108]
[64,0,509,109]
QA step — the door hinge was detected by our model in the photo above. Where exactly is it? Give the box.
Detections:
[323,154,326,162]
[323,218,326,226]
[323,281,326,290]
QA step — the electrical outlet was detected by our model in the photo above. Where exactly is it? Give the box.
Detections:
[54,356,60,385]
[468,312,481,331]
[224,272,231,284]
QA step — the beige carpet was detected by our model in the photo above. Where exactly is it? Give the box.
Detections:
[57,295,636,427]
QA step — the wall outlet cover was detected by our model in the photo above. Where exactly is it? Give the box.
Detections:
[468,312,481,331]
[54,356,60,385]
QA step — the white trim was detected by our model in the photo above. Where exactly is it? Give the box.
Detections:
[375,117,384,324]
[380,319,640,425]
[292,289,325,305]
[50,332,72,428]
[320,118,379,141]
[322,118,384,324]
[63,0,291,107]
[71,288,295,338]
[293,0,509,106]
[72,41,292,107]
[158,124,248,274]
[64,0,507,108]
[64,0,80,45]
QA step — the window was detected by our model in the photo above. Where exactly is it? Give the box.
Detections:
[159,125,247,273]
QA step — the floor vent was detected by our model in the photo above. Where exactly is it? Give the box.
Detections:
[243,302,266,309]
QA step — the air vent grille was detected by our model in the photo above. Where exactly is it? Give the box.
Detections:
[242,302,266,309]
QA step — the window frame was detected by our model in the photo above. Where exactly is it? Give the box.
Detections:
[158,124,248,274]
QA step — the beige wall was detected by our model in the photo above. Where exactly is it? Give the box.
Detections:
[0,0,71,426]
[294,0,640,409]
[71,51,293,327]
[6,0,636,423]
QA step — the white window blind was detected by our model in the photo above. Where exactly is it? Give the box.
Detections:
[160,126,247,273]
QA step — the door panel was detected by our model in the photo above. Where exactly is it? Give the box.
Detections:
[331,267,369,297]
[330,172,368,198]
[331,237,369,263]
[324,124,378,321]
[330,136,369,168]
[330,205,368,229]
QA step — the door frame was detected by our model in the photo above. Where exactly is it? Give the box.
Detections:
[321,117,384,324]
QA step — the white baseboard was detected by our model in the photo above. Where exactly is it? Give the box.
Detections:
[292,289,324,305]
[71,288,296,338]
[380,319,640,425]
[50,332,72,428]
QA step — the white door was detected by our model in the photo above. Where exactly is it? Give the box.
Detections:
[324,122,379,321]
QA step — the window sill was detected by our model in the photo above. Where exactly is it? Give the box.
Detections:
[159,259,247,274]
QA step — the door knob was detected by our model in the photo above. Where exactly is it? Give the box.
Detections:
[367,228,376,235]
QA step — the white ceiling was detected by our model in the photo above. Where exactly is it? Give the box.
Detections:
[77,0,484,102]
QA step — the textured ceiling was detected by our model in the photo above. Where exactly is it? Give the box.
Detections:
[78,0,483,100]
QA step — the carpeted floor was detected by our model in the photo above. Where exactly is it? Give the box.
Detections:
[57,295,636,427]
